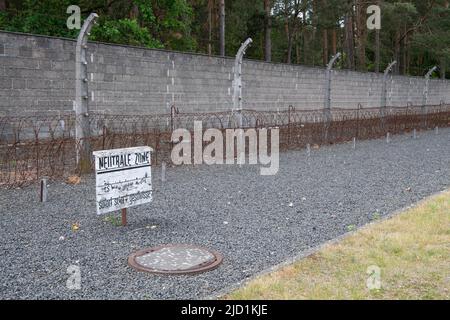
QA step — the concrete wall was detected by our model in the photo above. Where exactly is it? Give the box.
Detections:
[1,31,450,116]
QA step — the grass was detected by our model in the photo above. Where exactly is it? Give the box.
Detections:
[227,190,450,300]
[103,214,123,227]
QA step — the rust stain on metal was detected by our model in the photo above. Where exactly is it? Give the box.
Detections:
[128,244,223,275]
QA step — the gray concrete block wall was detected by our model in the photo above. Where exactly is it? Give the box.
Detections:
[1,31,450,117]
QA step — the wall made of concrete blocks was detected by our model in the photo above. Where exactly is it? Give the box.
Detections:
[1,31,450,117]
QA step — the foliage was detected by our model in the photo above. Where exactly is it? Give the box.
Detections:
[90,18,163,48]
[0,0,78,37]
[0,0,449,77]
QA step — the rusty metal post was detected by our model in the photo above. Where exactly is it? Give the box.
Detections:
[288,105,294,147]
[121,208,127,226]
[102,125,106,150]
[35,134,40,179]
[75,13,98,171]
[232,38,253,128]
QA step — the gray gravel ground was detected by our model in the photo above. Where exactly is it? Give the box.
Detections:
[0,128,449,299]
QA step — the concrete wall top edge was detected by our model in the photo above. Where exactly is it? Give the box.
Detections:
[2,30,445,83]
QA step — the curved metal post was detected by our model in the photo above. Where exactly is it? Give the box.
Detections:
[75,13,98,169]
[232,38,252,127]
[324,52,341,121]
[423,66,437,106]
[380,60,397,132]
[422,66,437,128]
[381,61,397,109]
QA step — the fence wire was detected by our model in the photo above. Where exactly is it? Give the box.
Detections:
[1,104,449,188]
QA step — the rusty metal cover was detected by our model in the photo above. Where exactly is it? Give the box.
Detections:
[128,244,223,275]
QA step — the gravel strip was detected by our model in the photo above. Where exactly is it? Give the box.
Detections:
[0,128,449,299]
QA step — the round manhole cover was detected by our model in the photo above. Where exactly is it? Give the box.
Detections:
[128,244,223,275]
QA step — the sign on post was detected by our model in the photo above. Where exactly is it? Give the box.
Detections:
[93,147,153,216]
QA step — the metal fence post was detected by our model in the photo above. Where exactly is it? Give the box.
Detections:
[356,103,362,139]
[381,61,397,131]
[40,177,48,202]
[232,38,252,128]
[288,105,294,147]
[381,61,397,109]
[422,66,437,129]
[75,13,98,171]
[323,53,341,142]
[324,53,341,121]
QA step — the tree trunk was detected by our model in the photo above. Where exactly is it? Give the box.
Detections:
[219,0,225,57]
[374,0,381,73]
[402,32,408,75]
[284,5,292,64]
[264,0,272,62]
[287,31,293,64]
[311,0,318,66]
[344,12,355,70]
[0,0,7,10]
[207,0,213,55]
[355,0,367,71]
[129,4,139,19]
[323,29,328,66]
[332,29,337,56]
[302,8,308,65]
[394,30,401,74]
[375,28,380,73]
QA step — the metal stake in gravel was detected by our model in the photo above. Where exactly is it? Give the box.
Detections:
[353,137,356,149]
[121,208,127,226]
[386,132,390,144]
[307,144,311,157]
[161,161,166,183]
[128,244,223,275]
[40,178,48,202]
[413,129,417,139]
[435,126,439,135]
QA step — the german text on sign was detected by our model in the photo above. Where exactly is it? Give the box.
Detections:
[93,146,153,215]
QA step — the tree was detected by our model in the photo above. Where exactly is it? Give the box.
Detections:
[355,0,368,71]
[273,0,307,64]
[219,0,225,56]
[343,1,355,70]
[264,0,272,62]
[413,1,450,78]
[1,0,449,78]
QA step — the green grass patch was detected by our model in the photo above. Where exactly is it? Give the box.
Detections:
[227,191,450,300]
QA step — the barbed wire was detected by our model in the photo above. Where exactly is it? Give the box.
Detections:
[1,104,449,188]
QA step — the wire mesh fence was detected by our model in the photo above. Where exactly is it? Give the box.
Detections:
[1,104,449,188]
